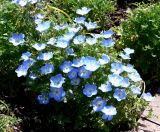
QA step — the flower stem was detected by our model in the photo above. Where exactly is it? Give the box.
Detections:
[0,100,9,114]
[47,4,72,23]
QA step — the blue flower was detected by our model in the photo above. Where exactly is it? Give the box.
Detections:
[98,54,110,65]
[54,24,68,31]
[73,35,86,45]
[113,88,126,101]
[37,52,53,61]
[119,53,131,60]
[9,33,25,46]
[91,97,106,112]
[123,64,134,73]
[21,51,31,60]
[22,59,35,68]
[70,78,80,86]
[36,21,51,32]
[65,48,76,56]
[120,48,134,60]
[101,105,117,116]
[68,26,81,33]
[32,43,46,51]
[99,84,112,92]
[82,56,100,71]
[102,38,115,47]
[28,0,39,4]
[41,64,54,75]
[131,86,141,95]
[108,74,124,87]
[76,7,91,15]
[60,61,73,73]
[55,36,70,48]
[78,66,92,79]
[111,62,124,74]
[72,59,84,68]
[123,48,134,55]
[121,78,130,88]
[101,30,114,38]
[37,92,49,105]
[29,73,38,80]
[83,83,97,97]
[50,74,65,88]
[142,92,154,101]
[34,13,44,24]
[12,0,28,6]
[74,17,86,24]
[84,22,97,30]
[47,37,56,45]
[101,105,117,120]
[49,87,66,102]
[86,37,97,45]
[63,32,75,41]
[128,71,142,82]
[67,68,78,79]
[102,114,113,121]
[15,59,35,77]
[12,0,39,7]
[15,65,28,77]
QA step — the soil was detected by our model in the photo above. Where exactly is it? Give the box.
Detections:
[137,93,160,131]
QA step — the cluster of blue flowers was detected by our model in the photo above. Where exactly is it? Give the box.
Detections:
[9,3,154,121]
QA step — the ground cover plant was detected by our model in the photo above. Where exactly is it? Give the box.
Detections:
[0,0,155,131]
[0,100,20,132]
[120,3,160,87]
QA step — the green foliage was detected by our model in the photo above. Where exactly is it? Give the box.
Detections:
[120,3,160,84]
[0,100,20,132]
[0,115,19,132]
[51,0,116,28]
[45,94,148,131]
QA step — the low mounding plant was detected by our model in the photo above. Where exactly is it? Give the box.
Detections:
[120,3,160,85]
[6,0,153,131]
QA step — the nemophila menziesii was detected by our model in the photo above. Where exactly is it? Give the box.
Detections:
[9,1,153,124]
[83,83,98,97]
[101,105,117,120]
[32,43,46,51]
[84,21,97,30]
[37,52,53,61]
[98,84,112,92]
[73,35,86,45]
[91,97,106,112]
[76,7,91,15]
[86,37,98,45]
[21,51,32,60]
[36,21,51,32]
[74,17,86,24]
[9,33,25,46]
[41,64,54,75]
[50,74,65,88]
[98,54,110,65]
[49,87,66,102]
